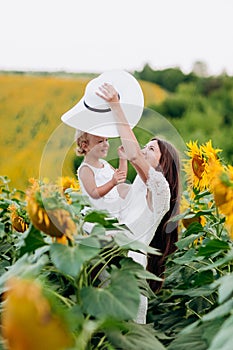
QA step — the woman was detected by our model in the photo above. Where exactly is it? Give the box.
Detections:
[96,83,181,323]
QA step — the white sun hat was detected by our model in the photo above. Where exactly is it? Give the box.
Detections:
[61,70,144,137]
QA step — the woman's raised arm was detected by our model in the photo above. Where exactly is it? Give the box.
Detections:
[96,83,150,183]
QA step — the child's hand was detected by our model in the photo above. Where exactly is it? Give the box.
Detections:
[112,169,126,185]
[117,145,127,160]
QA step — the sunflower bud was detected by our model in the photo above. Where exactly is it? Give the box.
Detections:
[2,278,73,350]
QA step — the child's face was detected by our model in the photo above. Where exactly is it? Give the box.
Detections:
[86,134,109,158]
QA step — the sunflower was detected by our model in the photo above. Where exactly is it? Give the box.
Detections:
[207,161,227,206]
[184,140,222,192]
[184,141,209,191]
[202,140,222,181]
[201,140,222,160]
[2,277,73,350]
[8,203,29,233]
[57,176,80,192]
[26,179,77,241]
[210,163,233,238]
[56,176,81,204]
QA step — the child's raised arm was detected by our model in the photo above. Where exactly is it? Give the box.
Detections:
[118,145,128,177]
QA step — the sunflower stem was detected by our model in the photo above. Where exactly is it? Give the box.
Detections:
[87,246,122,277]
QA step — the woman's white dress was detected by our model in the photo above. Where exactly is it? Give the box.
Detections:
[78,162,170,324]
[120,167,170,323]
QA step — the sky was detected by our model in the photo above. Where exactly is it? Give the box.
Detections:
[0,0,233,75]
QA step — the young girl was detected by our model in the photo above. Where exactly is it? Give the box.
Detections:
[76,130,129,219]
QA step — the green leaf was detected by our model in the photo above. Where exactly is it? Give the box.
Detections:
[171,208,213,224]
[184,210,214,219]
[197,239,230,257]
[106,321,166,350]
[170,210,190,222]
[89,223,106,236]
[187,296,214,315]
[0,254,48,293]
[84,210,118,228]
[69,203,82,215]
[190,270,214,287]
[50,242,100,278]
[173,248,196,264]
[202,299,233,321]
[72,319,100,350]
[175,233,203,249]
[120,258,162,281]
[218,273,233,303]
[0,222,6,235]
[194,190,211,200]
[19,225,48,256]
[171,285,216,298]
[208,314,233,350]
[76,235,102,249]
[184,222,204,235]
[69,193,91,205]
[199,249,233,271]
[168,318,224,350]
[114,232,161,255]
[80,269,140,320]
[0,200,10,210]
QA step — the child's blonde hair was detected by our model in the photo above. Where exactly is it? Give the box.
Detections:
[75,130,89,156]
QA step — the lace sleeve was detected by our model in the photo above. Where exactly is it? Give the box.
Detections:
[146,167,170,219]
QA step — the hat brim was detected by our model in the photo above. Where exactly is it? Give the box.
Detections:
[61,70,144,137]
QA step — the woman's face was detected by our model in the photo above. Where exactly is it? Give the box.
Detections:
[141,140,161,168]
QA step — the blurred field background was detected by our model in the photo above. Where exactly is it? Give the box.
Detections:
[0,72,167,190]
[1,65,233,190]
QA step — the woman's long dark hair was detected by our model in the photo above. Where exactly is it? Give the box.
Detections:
[147,137,181,293]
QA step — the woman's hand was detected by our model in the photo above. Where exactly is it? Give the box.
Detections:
[96,83,119,104]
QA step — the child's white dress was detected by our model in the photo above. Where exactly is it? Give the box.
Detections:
[77,159,123,219]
